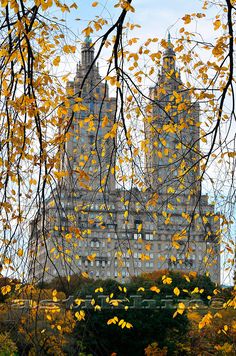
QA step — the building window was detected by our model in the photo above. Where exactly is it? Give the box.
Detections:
[146,234,153,241]
[134,233,142,240]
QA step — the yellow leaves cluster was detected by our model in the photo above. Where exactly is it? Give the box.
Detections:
[104,123,118,140]
[118,285,127,293]
[182,14,191,24]
[35,0,53,11]
[87,253,96,262]
[115,0,135,13]
[191,287,204,294]
[75,310,85,321]
[107,316,133,329]
[212,37,227,58]
[215,343,233,354]
[95,287,103,293]
[1,285,11,295]
[150,286,160,293]
[140,253,150,261]
[63,45,76,54]
[75,298,85,307]
[146,193,158,207]
[162,275,172,285]
[199,312,213,329]
[29,178,37,185]
[54,170,69,179]
[72,103,87,112]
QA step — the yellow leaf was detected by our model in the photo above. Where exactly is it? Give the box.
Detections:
[137,287,145,292]
[82,272,89,278]
[126,322,133,329]
[184,274,190,282]
[137,223,142,233]
[177,302,185,315]
[124,210,128,219]
[213,19,221,31]
[191,287,199,294]
[118,319,124,326]
[173,287,180,296]
[53,56,61,66]
[102,115,109,128]
[167,187,175,193]
[17,249,23,257]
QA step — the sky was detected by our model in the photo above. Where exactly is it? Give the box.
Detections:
[54,0,218,76]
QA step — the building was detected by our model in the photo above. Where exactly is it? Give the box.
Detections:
[28,36,221,284]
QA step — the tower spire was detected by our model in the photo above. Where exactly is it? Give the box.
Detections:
[168,31,171,46]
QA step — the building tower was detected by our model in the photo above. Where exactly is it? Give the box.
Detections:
[65,36,116,193]
[145,35,200,197]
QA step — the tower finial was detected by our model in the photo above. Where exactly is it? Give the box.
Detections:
[168,32,171,45]
[84,35,92,46]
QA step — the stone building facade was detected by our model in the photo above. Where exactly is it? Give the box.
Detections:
[28,37,221,284]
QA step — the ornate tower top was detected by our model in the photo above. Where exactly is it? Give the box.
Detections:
[81,35,94,67]
[84,35,92,46]
[163,32,175,60]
